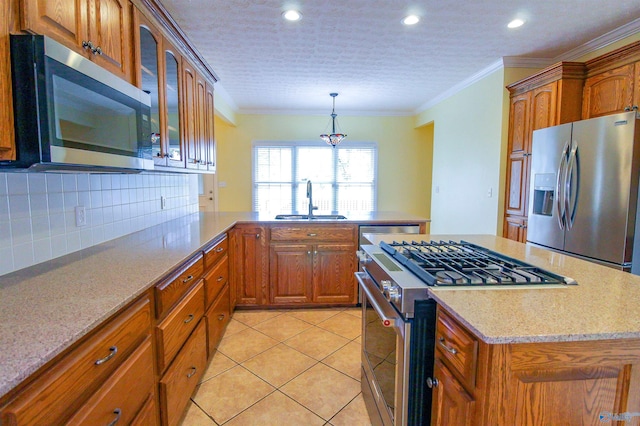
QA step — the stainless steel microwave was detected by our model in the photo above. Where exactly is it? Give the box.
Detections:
[4,35,153,172]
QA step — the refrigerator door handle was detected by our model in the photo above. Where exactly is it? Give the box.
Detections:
[566,141,580,229]
[556,140,570,230]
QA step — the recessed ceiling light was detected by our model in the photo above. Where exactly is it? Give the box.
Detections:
[402,15,420,26]
[283,10,302,21]
[508,19,525,29]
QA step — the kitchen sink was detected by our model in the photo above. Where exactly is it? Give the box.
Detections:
[274,214,347,220]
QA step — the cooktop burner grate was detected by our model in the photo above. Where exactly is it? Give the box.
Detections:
[380,240,577,286]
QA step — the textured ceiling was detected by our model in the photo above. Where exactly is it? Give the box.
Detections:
[161,0,640,115]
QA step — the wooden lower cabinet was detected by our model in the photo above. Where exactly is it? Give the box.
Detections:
[504,216,527,243]
[206,284,231,358]
[66,337,155,425]
[131,394,160,426]
[431,359,475,426]
[313,243,356,304]
[230,224,269,307]
[0,295,152,425]
[430,306,640,425]
[159,319,207,426]
[269,243,314,304]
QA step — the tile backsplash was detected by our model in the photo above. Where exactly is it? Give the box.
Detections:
[0,171,199,276]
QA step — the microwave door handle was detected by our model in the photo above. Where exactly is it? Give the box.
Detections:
[566,142,580,229]
[556,141,570,230]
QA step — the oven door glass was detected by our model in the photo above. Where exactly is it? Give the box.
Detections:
[364,298,399,418]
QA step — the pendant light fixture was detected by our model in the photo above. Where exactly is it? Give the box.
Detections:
[320,93,346,147]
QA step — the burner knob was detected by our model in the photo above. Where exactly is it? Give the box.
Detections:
[386,284,401,304]
[381,280,393,293]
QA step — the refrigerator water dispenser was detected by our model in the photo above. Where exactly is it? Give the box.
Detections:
[532,173,556,216]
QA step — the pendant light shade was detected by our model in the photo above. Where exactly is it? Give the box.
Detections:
[320,93,346,147]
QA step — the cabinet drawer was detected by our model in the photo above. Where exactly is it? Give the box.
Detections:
[156,280,205,372]
[206,284,231,357]
[159,319,207,426]
[1,296,152,425]
[270,225,355,242]
[435,310,478,390]
[204,256,228,309]
[66,338,155,426]
[155,254,204,318]
[130,394,159,426]
[204,235,228,269]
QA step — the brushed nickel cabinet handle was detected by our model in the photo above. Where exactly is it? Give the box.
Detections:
[438,337,458,355]
[91,46,102,55]
[217,276,224,282]
[218,314,225,321]
[107,408,122,426]
[256,233,260,239]
[187,366,197,378]
[307,233,317,237]
[183,275,194,283]
[184,314,194,324]
[95,346,118,365]
[216,247,224,253]
[82,40,94,50]
[426,377,439,388]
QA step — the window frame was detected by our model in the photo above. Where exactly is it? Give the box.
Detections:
[252,140,378,213]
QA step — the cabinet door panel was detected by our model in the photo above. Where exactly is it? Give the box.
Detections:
[231,225,268,306]
[509,93,531,154]
[196,75,207,170]
[505,155,529,216]
[269,244,313,304]
[431,359,475,426]
[583,63,636,119]
[205,82,216,172]
[313,243,356,304]
[89,0,131,80]
[182,62,198,169]
[21,0,87,50]
[530,82,557,131]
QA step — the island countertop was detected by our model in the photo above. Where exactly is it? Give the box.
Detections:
[365,234,640,344]
[0,211,428,400]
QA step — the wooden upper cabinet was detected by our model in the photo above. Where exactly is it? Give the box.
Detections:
[21,0,86,49]
[87,0,131,79]
[508,92,531,155]
[205,82,216,172]
[20,0,133,82]
[0,0,15,160]
[582,62,639,119]
[196,74,208,171]
[181,60,198,169]
[530,82,558,132]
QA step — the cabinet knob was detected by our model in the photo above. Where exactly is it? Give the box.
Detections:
[107,408,122,426]
[624,105,639,112]
[91,46,102,55]
[82,40,94,50]
[426,377,439,388]
[256,233,260,239]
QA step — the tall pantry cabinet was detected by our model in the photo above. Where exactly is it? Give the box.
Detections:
[503,63,585,242]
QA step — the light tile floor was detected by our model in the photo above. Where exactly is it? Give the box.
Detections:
[180,307,372,426]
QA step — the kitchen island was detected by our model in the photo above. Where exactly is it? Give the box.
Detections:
[366,234,640,425]
[0,210,427,424]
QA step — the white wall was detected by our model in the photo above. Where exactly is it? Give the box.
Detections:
[416,68,506,234]
[0,172,199,276]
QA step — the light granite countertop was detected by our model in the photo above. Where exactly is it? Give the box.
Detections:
[367,234,640,345]
[0,211,428,399]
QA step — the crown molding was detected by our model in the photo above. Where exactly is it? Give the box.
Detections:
[502,57,553,68]
[553,17,640,62]
[415,59,504,113]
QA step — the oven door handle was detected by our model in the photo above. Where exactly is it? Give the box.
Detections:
[356,271,403,333]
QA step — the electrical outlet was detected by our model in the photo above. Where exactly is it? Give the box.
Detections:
[75,206,87,227]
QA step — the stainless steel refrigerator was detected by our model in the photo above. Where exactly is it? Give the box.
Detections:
[527,111,640,273]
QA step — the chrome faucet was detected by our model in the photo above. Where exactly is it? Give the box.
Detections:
[307,180,317,217]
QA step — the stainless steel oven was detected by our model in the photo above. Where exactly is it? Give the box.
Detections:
[356,247,436,426]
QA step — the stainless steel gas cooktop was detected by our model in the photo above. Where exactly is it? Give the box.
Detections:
[380,240,577,286]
